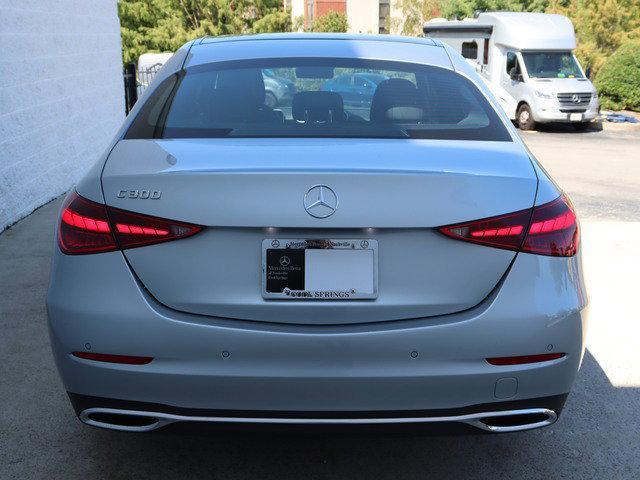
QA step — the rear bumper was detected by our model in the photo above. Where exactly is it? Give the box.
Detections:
[47,247,588,430]
[70,392,567,433]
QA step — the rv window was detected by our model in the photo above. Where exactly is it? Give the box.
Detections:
[506,52,520,75]
[462,42,478,60]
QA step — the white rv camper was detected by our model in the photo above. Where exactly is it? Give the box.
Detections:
[424,12,599,130]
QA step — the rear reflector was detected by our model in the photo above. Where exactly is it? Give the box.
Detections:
[58,191,202,254]
[438,195,579,257]
[72,351,153,365]
[486,353,566,366]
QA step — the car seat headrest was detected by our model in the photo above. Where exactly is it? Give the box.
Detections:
[370,78,426,123]
[292,91,344,123]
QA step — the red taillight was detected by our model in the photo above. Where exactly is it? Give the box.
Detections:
[521,196,579,257]
[486,353,566,366]
[108,206,202,250]
[58,192,117,254]
[438,209,530,251]
[58,191,202,255]
[438,195,578,257]
[72,351,153,365]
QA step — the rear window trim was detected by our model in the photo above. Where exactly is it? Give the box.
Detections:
[154,71,184,139]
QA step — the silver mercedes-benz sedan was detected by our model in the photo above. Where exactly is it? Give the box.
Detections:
[47,34,587,433]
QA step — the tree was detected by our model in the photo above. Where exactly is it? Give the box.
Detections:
[595,41,640,110]
[391,1,548,36]
[392,0,442,36]
[442,0,547,20]
[547,0,640,75]
[118,0,292,64]
[309,11,349,33]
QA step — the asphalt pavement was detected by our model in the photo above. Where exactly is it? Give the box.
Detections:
[1,126,639,479]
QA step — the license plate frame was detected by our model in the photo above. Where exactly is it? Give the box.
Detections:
[569,113,583,122]
[261,239,378,300]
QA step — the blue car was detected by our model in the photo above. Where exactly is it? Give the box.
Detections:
[322,72,388,107]
[262,68,296,108]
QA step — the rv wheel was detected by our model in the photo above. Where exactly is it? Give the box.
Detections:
[517,104,536,131]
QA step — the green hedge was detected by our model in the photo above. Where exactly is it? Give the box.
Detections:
[309,12,348,33]
[595,41,640,111]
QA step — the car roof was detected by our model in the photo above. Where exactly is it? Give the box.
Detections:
[185,33,452,71]
[197,33,439,46]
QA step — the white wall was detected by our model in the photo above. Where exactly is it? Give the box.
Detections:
[388,4,406,35]
[347,0,380,34]
[288,0,384,34]
[0,0,125,232]
[288,0,305,30]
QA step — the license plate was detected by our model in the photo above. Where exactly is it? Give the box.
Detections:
[262,239,378,300]
[570,113,583,122]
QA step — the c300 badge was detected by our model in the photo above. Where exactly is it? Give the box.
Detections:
[117,189,162,199]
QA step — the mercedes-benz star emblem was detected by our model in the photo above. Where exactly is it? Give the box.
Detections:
[304,185,338,218]
[279,255,290,267]
[572,94,581,103]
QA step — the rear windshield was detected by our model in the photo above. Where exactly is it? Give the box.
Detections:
[127,58,511,141]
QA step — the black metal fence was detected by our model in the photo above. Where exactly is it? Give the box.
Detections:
[123,62,164,114]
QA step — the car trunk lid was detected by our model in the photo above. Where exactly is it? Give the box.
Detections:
[101,138,536,325]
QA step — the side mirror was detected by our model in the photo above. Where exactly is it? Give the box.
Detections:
[509,68,523,82]
[585,67,591,79]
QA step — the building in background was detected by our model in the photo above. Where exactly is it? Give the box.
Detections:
[286,0,401,34]
[0,1,124,232]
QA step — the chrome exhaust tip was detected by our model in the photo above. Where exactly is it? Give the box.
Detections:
[79,407,557,433]
[80,409,164,432]
[462,408,557,433]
